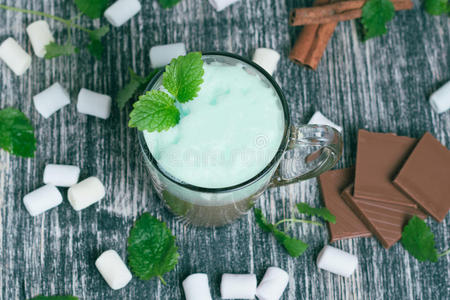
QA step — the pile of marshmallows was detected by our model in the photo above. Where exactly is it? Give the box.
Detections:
[23,164,105,215]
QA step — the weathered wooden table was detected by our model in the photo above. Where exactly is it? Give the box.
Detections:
[1,0,449,299]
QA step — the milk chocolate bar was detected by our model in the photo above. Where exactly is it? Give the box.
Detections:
[318,168,371,242]
[393,132,450,222]
[354,130,418,207]
[341,185,426,249]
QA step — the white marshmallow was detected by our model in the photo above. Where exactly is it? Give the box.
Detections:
[182,273,212,300]
[23,184,62,216]
[220,274,257,299]
[255,267,289,300]
[0,38,32,76]
[67,176,105,211]
[95,250,132,290]
[430,81,450,114]
[149,43,186,69]
[308,111,343,133]
[316,245,358,277]
[104,0,141,27]
[77,88,112,119]
[26,20,55,58]
[208,0,240,11]
[252,48,280,76]
[33,82,71,118]
[43,164,80,187]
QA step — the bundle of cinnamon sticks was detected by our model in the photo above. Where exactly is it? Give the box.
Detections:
[289,0,414,70]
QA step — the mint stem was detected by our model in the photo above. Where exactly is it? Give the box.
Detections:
[0,4,93,33]
[437,249,450,258]
[275,218,323,227]
[158,275,167,285]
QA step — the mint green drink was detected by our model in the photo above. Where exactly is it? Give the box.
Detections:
[144,62,285,188]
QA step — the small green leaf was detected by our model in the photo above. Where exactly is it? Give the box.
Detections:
[129,90,180,132]
[254,208,309,257]
[127,213,179,282]
[116,68,160,110]
[361,0,396,40]
[162,52,204,103]
[87,38,103,59]
[157,0,182,9]
[90,25,110,40]
[29,296,78,300]
[297,203,336,224]
[401,216,438,262]
[44,41,79,59]
[74,0,109,19]
[0,107,36,158]
[424,0,449,15]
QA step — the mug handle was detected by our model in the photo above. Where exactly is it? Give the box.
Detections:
[269,124,343,187]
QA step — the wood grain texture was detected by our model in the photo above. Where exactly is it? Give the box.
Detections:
[0,0,449,299]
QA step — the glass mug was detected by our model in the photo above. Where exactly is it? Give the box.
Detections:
[138,52,343,227]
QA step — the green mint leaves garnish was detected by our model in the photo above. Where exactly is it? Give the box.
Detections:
[158,0,183,9]
[425,0,449,15]
[29,296,78,300]
[401,216,450,262]
[45,41,79,59]
[255,208,309,257]
[361,0,396,40]
[254,203,335,257]
[74,0,109,19]
[129,90,180,132]
[0,107,36,158]
[129,52,204,132]
[116,68,160,110]
[127,213,179,284]
[163,52,204,103]
[87,26,110,59]
[297,203,336,224]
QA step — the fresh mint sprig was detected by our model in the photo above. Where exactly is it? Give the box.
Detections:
[127,213,179,284]
[401,216,449,262]
[0,107,36,158]
[254,203,335,257]
[128,52,204,132]
[425,0,450,15]
[0,2,109,59]
[361,0,395,40]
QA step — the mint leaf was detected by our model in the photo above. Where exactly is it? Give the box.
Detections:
[0,107,36,158]
[425,0,449,15]
[87,26,109,59]
[158,0,182,8]
[162,52,204,103]
[297,203,336,224]
[90,25,109,40]
[129,90,180,132]
[74,0,109,19]
[29,296,78,300]
[44,41,79,59]
[127,213,179,283]
[401,216,438,262]
[254,208,309,257]
[117,68,160,109]
[361,0,396,40]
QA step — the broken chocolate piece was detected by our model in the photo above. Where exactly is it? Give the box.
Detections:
[354,130,418,207]
[393,132,450,222]
[341,185,426,249]
[318,168,371,242]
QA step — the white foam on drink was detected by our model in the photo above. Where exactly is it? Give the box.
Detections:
[144,62,284,188]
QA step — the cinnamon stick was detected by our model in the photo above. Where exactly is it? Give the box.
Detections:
[289,0,337,70]
[290,0,413,26]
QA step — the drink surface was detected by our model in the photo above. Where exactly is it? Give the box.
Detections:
[144,61,285,188]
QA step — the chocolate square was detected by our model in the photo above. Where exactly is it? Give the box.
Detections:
[393,132,450,222]
[318,168,372,242]
[341,185,426,249]
[354,130,418,207]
